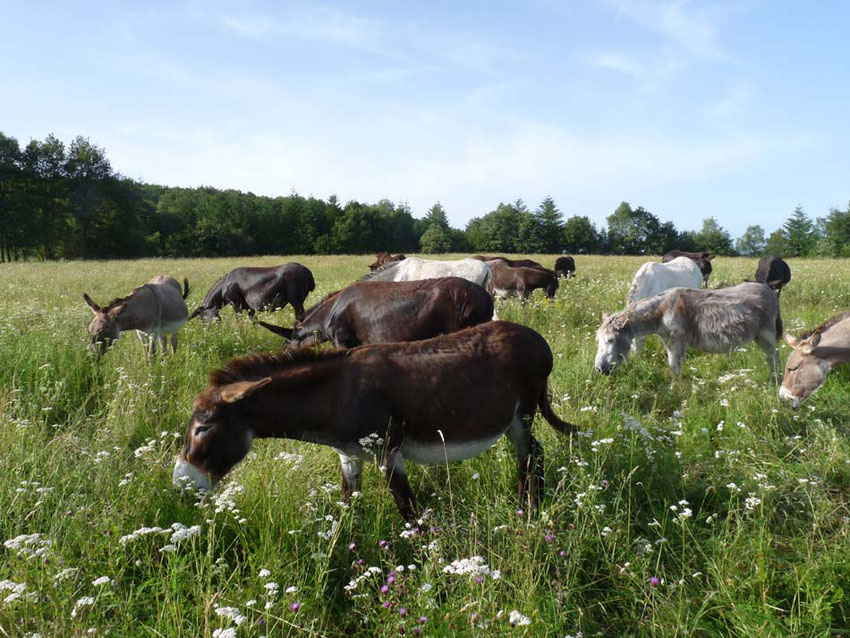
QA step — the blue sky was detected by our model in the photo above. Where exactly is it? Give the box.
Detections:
[2,0,849,235]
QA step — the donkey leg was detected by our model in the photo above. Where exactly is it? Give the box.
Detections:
[382,448,417,520]
[159,335,168,356]
[170,334,179,354]
[336,451,363,501]
[508,409,544,510]
[756,332,780,384]
[666,341,687,385]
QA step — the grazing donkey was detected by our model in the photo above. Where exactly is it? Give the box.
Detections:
[363,257,491,289]
[662,250,715,286]
[753,255,791,296]
[259,277,493,347]
[595,282,782,383]
[780,311,850,407]
[84,276,189,357]
[486,261,559,301]
[626,257,703,353]
[173,321,575,519]
[190,263,315,322]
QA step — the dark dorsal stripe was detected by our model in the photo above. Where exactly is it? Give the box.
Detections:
[800,310,850,339]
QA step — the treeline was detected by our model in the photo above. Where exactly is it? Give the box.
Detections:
[2,131,849,261]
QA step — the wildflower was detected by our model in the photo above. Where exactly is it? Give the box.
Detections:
[212,629,237,638]
[290,602,300,612]
[443,556,500,579]
[92,576,111,587]
[745,494,762,510]
[649,577,659,587]
[399,607,407,617]
[348,543,356,551]
[72,596,95,618]
[258,568,271,579]
[285,586,297,594]
[509,610,531,626]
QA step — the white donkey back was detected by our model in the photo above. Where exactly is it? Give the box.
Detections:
[395,258,491,288]
[627,257,702,305]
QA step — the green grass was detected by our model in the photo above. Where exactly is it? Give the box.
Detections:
[2,254,850,637]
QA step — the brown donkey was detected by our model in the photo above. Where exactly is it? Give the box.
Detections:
[486,261,559,301]
[84,276,189,357]
[173,321,575,519]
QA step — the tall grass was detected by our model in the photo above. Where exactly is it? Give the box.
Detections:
[2,255,850,636]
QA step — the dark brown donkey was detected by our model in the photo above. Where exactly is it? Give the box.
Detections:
[259,277,493,347]
[369,252,406,271]
[190,263,315,321]
[486,261,559,301]
[173,321,575,519]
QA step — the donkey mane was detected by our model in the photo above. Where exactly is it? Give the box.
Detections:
[800,310,850,339]
[360,260,402,281]
[210,347,349,386]
[301,288,343,317]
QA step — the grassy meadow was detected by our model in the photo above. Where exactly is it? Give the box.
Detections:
[3,254,850,637]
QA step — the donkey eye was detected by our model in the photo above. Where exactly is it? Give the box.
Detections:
[194,425,213,436]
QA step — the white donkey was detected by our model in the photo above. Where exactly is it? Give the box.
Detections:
[626,256,703,353]
[84,276,190,357]
[363,257,491,289]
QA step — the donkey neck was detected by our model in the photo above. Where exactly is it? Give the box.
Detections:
[113,286,157,332]
[624,295,667,337]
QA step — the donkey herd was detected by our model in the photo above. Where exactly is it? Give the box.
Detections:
[82,250,844,519]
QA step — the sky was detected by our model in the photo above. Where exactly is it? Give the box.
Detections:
[2,0,849,236]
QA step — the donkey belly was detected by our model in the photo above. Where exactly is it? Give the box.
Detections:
[401,431,506,465]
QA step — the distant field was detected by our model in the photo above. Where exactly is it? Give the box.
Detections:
[2,254,850,637]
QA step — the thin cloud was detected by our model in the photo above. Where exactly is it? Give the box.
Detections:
[602,0,731,60]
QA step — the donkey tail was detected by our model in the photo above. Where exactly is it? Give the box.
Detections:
[538,383,576,435]
[258,321,294,340]
[775,307,783,341]
[182,277,190,300]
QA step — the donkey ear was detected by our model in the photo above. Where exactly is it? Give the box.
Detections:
[83,293,101,313]
[706,254,716,261]
[218,377,272,404]
[783,333,801,348]
[107,303,126,319]
[259,321,294,339]
[801,332,822,353]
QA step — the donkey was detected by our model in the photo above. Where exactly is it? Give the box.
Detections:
[626,257,703,353]
[779,311,850,407]
[369,252,406,270]
[471,255,547,271]
[363,257,491,289]
[662,250,715,286]
[173,321,576,519]
[259,277,493,347]
[554,256,576,279]
[753,255,791,296]
[486,261,559,301]
[595,282,782,383]
[190,263,315,322]
[83,276,189,357]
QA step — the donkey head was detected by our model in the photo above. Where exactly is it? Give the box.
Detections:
[594,310,633,374]
[695,253,715,285]
[83,293,126,356]
[173,377,272,495]
[779,332,826,407]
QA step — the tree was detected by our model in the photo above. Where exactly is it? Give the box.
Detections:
[65,136,112,258]
[22,135,70,260]
[693,217,734,255]
[816,204,850,257]
[535,196,563,252]
[424,202,449,230]
[0,133,25,261]
[765,229,789,256]
[735,225,766,256]
[782,206,817,257]
[562,216,598,253]
[419,224,452,253]
[606,202,668,254]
